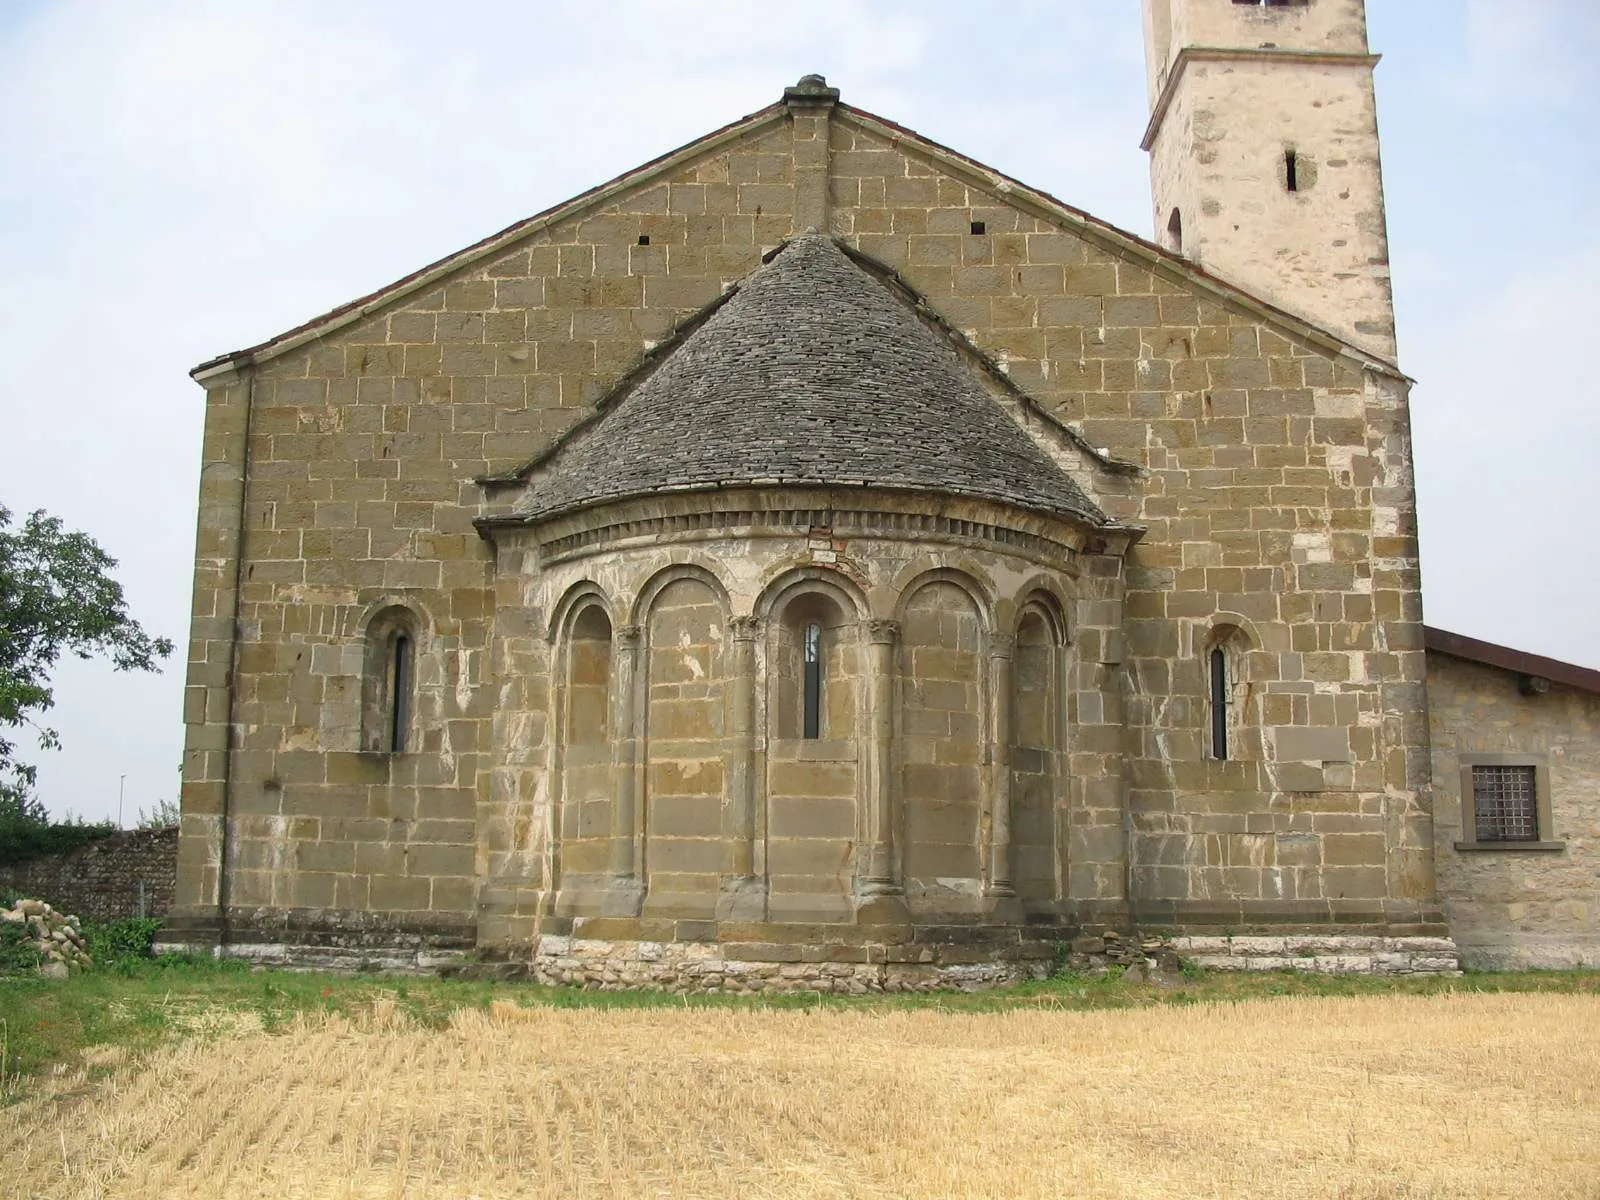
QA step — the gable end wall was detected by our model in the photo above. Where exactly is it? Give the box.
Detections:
[172,97,1435,950]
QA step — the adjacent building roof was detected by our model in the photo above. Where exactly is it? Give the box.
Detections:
[509,232,1106,525]
[1425,626,1600,697]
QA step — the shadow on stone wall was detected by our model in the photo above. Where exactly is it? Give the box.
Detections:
[0,828,177,922]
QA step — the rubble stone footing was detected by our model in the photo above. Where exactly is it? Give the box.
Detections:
[525,936,1044,993]
[153,929,1463,987]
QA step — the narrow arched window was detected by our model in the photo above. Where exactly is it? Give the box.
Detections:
[363,605,421,754]
[389,633,412,753]
[1167,207,1183,254]
[1210,645,1229,761]
[771,592,850,744]
[802,622,823,739]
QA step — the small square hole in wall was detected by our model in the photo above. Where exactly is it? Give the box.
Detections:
[970,221,986,235]
[637,234,650,246]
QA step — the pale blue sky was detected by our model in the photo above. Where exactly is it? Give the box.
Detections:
[1,1,1595,822]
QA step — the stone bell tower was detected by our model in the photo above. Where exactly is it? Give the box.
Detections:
[1141,0,1397,361]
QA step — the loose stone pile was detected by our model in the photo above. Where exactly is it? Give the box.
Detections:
[1,898,92,977]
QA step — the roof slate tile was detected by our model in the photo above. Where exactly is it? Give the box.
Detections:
[519,232,1105,524]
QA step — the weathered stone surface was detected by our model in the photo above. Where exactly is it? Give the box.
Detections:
[1429,654,1600,969]
[1168,934,1459,976]
[1143,0,1397,361]
[0,899,94,975]
[520,935,1047,994]
[0,829,176,922]
[172,27,1467,977]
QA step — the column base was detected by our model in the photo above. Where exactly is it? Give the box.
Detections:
[853,890,911,928]
[599,876,646,918]
[715,875,769,922]
[983,890,1023,924]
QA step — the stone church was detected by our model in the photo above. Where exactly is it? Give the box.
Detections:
[165,0,1600,984]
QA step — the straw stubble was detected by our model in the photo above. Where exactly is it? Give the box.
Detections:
[4,992,1595,1198]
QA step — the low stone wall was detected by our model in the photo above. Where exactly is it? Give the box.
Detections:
[0,828,177,922]
[1171,934,1460,975]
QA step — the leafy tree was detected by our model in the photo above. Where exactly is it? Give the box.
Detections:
[0,788,114,865]
[0,505,174,807]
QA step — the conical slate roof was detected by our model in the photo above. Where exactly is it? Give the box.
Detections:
[518,233,1104,524]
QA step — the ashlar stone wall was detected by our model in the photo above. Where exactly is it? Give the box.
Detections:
[1429,654,1600,969]
[471,487,1127,949]
[826,107,1432,933]
[174,82,1435,956]
[642,576,730,920]
[174,109,806,949]
[900,579,987,916]
[1141,0,1396,360]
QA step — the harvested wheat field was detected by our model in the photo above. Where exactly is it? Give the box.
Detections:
[4,992,1597,1199]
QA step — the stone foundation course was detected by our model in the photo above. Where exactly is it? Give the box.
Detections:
[526,936,1044,994]
[159,926,1463,989]
[1171,934,1460,976]
[482,929,1462,994]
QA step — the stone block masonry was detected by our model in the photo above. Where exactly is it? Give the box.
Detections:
[0,828,177,922]
[516,929,1460,994]
[1428,651,1600,969]
[171,65,1450,973]
[1171,934,1459,975]
[527,936,1043,994]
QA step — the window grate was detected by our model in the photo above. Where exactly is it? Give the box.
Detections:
[1472,765,1537,841]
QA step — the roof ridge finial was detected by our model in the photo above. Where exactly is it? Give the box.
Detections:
[783,74,840,107]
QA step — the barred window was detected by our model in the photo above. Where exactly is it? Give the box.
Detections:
[1456,754,1558,851]
[1471,765,1538,842]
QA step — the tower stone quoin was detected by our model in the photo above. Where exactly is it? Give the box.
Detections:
[1142,0,1397,360]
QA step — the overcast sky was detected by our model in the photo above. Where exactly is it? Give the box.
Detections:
[2,1,1595,824]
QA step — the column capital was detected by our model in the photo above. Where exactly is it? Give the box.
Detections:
[616,624,643,648]
[988,632,1017,659]
[865,619,900,646]
[730,615,763,643]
